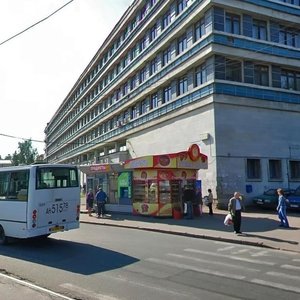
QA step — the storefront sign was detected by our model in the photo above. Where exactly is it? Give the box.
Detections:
[124,156,152,169]
[90,165,111,172]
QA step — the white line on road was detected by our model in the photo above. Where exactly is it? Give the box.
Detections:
[250,250,269,257]
[146,258,245,280]
[217,246,235,252]
[251,279,300,294]
[281,264,300,271]
[167,253,260,272]
[266,271,300,281]
[293,259,300,262]
[101,273,195,299]
[184,248,275,266]
[60,283,120,300]
[0,272,74,300]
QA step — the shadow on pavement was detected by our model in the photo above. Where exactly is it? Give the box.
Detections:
[0,237,138,275]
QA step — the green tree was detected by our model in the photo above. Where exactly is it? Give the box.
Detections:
[11,140,38,166]
[4,154,12,160]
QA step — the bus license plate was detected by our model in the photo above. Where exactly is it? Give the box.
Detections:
[49,225,64,233]
[46,202,69,214]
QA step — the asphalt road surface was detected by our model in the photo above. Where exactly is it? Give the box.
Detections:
[0,224,299,300]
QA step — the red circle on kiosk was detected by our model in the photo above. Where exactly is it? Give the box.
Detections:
[188,144,200,161]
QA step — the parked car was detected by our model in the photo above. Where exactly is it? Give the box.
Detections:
[253,188,295,209]
[286,187,300,210]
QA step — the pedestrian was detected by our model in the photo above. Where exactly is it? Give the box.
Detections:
[207,188,214,215]
[228,191,245,234]
[276,188,290,228]
[86,189,94,216]
[183,186,195,219]
[95,187,108,218]
[195,188,203,215]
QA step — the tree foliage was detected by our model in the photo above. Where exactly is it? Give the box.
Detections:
[11,140,38,166]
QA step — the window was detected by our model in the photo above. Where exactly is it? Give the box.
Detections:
[279,27,300,47]
[0,171,29,200]
[194,18,205,41]
[162,10,171,30]
[225,13,240,34]
[177,0,187,15]
[177,33,187,54]
[280,0,300,5]
[123,83,129,95]
[149,57,157,76]
[150,93,158,109]
[139,68,146,84]
[289,160,300,180]
[131,105,138,119]
[195,64,207,86]
[177,76,188,95]
[269,160,282,180]
[140,36,147,52]
[150,24,157,42]
[163,47,171,66]
[130,76,137,90]
[252,19,267,40]
[281,69,300,91]
[254,65,269,86]
[246,159,261,180]
[141,99,147,114]
[226,59,242,82]
[162,86,172,103]
[37,167,78,189]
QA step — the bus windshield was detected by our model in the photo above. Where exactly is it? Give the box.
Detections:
[36,167,78,189]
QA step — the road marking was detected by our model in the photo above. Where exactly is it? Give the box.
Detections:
[217,246,235,252]
[250,250,269,257]
[232,249,250,254]
[293,259,300,262]
[60,283,119,300]
[281,264,300,271]
[251,279,300,294]
[101,274,195,299]
[266,271,300,281]
[146,258,245,280]
[184,248,275,266]
[0,272,74,300]
[167,253,260,272]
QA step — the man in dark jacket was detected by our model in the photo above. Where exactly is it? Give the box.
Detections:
[95,187,107,218]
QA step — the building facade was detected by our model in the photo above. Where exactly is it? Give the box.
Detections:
[44,0,300,207]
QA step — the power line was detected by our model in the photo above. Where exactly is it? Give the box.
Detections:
[0,133,43,143]
[0,0,74,47]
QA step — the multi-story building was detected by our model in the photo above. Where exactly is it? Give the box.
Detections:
[44,0,300,208]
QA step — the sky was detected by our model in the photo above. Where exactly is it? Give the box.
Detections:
[0,0,132,158]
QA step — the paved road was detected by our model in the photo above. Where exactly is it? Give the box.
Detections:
[80,204,300,253]
[0,204,298,298]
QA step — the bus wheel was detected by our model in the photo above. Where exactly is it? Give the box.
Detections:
[0,226,8,245]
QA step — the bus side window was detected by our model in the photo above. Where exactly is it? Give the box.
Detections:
[0,172,9,200]
[8,171,29,199]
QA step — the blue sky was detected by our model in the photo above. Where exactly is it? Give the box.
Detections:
[0,0,132,157]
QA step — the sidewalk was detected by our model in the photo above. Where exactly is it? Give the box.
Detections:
[80,204,300,253]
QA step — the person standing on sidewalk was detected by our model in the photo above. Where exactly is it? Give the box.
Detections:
[95,187,108,218]
[228,192,245,234]
[207,189,214,215]
[276,188,290,228]
[86,189,94,216]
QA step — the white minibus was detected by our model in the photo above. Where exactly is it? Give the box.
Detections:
[0,164,80,244]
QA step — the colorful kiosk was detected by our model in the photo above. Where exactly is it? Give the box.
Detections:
[124,144,208,217]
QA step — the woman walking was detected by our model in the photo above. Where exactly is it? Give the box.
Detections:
[276,188,290,228]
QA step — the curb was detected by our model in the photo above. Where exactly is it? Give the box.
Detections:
[79,220,277,251]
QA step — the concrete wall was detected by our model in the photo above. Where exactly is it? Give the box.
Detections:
[214,94,300,205]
